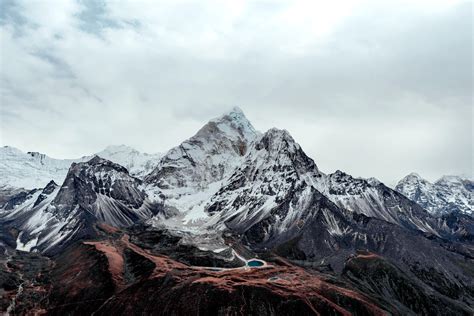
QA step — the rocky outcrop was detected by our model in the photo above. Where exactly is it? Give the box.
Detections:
[343,251,473,315]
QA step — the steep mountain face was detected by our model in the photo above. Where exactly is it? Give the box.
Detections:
[342,251,473,315]
[0,145,162,190]
[50,156,151,225]
[163,126,474,310]
[313,171,442,236]
[204,128,322,233]
[201,126,444,241]
[0,181,61,252]
[396,173,473,216]
[143,113,445,244]
[0,157,157,254]
[232,186,474,313]
[436,212,474,243]
[144,107,259,222]
[196,132,474,309]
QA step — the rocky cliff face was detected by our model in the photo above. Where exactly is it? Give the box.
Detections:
[342,251,473,315]
[205,128,321,231]
[145,107,258,188]
[144,107,259,219]
[313,171,446,236]
[49,156,153,225]
[0,156,158,255]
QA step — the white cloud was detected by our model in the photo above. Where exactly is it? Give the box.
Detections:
[0,0,472,184]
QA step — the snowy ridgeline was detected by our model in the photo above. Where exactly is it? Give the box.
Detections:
[0,144,162,190]
[1,107,472,254]
[396,173,473,216]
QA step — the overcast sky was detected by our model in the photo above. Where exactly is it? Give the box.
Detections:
[0,0,472,186]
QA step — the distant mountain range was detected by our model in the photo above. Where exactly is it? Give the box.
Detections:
[0,144,162,190]
[0,107,472,315]
[396,172,472,216]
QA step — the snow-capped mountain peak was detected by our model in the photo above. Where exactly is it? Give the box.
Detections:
[0,145,163,190]
[94,144,162,178]
[256,128,295,151]
[395,172,434,198]
[2,108,472,276]
[2,155,156,254]
[435,175,467,186]
[145,107,259,189]
[100,144,139,154]
[407,172,422,178]
[396,173,473,216]
[198,106,259,144]
[401,172,429,183]
[143,108,262,223]
[0,146,77,190]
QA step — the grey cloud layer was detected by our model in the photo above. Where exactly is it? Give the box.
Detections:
[0,0,472,185]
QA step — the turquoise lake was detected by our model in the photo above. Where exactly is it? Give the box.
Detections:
[247,260,264,267]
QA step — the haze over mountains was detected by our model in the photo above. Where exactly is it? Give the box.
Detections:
[0,108,473,315]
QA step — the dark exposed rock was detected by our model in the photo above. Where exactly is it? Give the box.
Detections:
[46,243,116,315]
[343,252,473,315]
[0,250,52,315]
[32,180,58,207]
[52,156,146,220]
[123,248,155,283]
[128,226,242,268]
[3,189,39,210]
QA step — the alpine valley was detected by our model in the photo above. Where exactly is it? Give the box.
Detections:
[0,108,473,315]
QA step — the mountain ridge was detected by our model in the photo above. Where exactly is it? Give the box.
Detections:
[1,108,473,315]
[0,144,162,190]
[2,108,472,255]
[396,172,473,216]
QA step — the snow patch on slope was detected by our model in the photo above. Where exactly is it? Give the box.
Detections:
[16,232,39,252]
[0,146,77,190]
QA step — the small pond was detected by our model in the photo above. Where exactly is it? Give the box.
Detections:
[247,259,265,267]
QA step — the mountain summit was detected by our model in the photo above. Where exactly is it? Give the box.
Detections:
[144,108,260,221]
[396,173,473,216]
